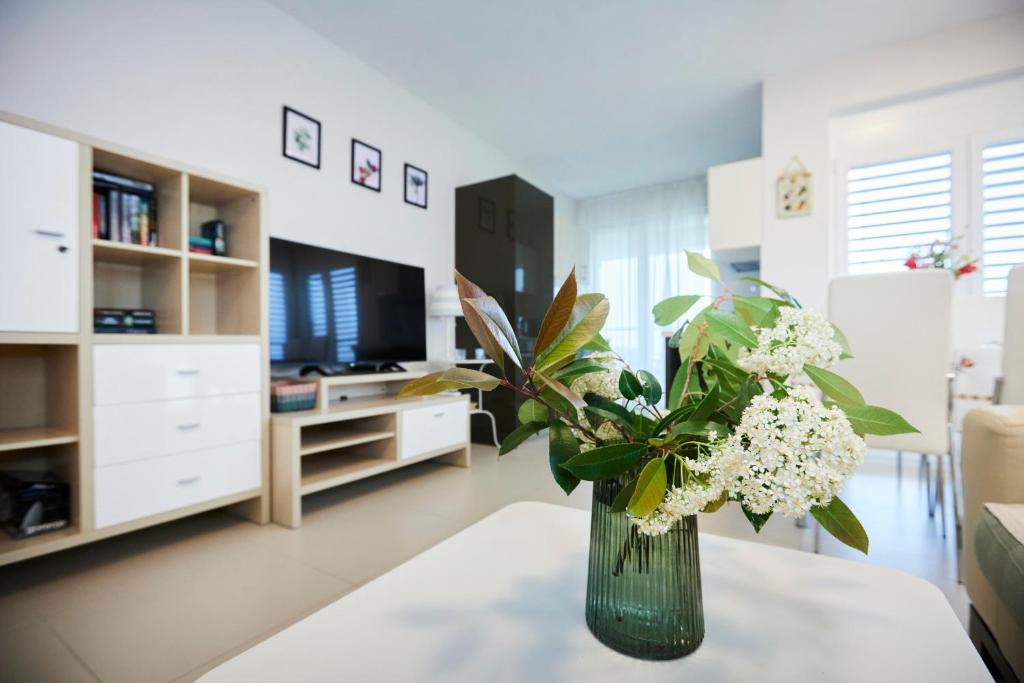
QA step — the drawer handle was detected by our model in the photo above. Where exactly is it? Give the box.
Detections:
[177,369,201,375]
[34,228,65,238]
[177,423,201,430]
[177,476,201,485]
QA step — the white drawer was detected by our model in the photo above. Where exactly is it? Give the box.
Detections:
[399,400,467,460]
[94,393,261,468]
[94,440,260,529]
[94,344,260,405]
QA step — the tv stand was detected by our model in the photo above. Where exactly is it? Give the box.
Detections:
[299,362,406,377]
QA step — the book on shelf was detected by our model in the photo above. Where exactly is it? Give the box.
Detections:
[92,171,158,247]
[189,235,214,255]
[93,308,157,334]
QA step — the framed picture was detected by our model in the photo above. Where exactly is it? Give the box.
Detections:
[404,163,428,209]
[351,139,382,191]
[776,156,813,218]
[478,198,496,233]
[282,106,321,169]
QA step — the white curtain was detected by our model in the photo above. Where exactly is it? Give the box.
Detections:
[580,178,709,374]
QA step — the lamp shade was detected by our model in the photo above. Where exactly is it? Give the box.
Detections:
[428,284,464,317]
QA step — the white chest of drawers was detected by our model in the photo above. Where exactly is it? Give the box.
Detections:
[93,344,262,529]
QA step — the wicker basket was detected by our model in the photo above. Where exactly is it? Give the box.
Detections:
[270,379,317,413]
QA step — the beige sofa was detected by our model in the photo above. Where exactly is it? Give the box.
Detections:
[963,406,1024,681]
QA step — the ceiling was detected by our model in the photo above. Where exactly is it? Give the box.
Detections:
[269,0,1023,199]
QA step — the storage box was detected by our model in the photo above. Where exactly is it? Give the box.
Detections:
[270,379,317,413]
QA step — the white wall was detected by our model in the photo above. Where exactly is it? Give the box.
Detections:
[0,0,582,358]
[760,12,1024,313]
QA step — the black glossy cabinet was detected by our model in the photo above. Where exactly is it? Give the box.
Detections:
[455,175,554,443]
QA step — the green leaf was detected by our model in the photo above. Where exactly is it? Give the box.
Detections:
[686,250,721,282]
[517,399,548,425]
[637,370,662,406]
[399,371,461,397]
[667,366,687,411]
[831,323,853,359]
[618,369,643,400]
[499,421,547,455]
[676,309,711,362]
[691,383,720,421]
[562,443,646,480]
[702,491,728,513]
[705,310,758,349]
[627,457,667,517]
[534,268,577,357]
[533,371,587,410]
[455,271,505,372]
[548,421,581,495]
[741,505,772,532]
[843,405,919,436]
[534,294,610,372]
[803,365,864,408]
[580,332,613,352]
[670,420,727,438]
[551,358,606,382]
[732,295,776,327]
[740,276,801,307]
[610,477,638,512]
[811,496,869,554]
[464,296,523,369]
[439,367,500,391]
[652,295,702,326]
[583,405,632,432]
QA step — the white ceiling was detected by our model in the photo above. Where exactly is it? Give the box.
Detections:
[269,0,1023,199]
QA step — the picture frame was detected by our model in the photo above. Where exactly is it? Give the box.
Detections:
[478,198,496,233]
[351,139,382,192]
[404,163,428,209]
[776,156,813,218]
[282,106,321,169]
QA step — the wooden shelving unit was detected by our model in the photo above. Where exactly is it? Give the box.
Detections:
[0,111,270,567]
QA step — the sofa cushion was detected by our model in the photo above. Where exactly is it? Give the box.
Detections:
[976,503,1024,628]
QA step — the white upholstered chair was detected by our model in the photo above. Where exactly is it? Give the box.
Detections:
[999,265,1024,405]
[828,270,956,538]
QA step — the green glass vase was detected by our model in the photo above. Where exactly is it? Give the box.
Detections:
[585,477,705,660]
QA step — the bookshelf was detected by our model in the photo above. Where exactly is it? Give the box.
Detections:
[0,111,270,567]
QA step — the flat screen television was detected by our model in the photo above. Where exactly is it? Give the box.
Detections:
[269,238,426,371]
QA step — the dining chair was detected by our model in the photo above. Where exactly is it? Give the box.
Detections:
[999,265,1024,405]
[828,270,956,542]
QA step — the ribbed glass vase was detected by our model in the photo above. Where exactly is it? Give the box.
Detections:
[585,476,704,660]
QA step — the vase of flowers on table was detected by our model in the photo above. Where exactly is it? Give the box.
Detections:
[401,252,917,661]
[904,235,979,279]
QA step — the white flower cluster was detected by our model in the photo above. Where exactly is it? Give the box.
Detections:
[736,307,843,377]
[631,444,730,536]
[718,385,865,518]
[569,352,622,401]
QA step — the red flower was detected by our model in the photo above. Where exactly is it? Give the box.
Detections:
[904,255,918,270]
[955,262,978,278]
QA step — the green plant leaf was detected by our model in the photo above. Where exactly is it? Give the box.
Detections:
[562,443,646,480]
[499,421,547,455]
[534,294,610,371]
[551,361,607,385]
[533,371,587,410]
[670,420,727,438]
[464,296,523,368]
[832,323,853,360]
[652,295,702,326]
[455,271,505,372]
[517,399,548,424]
[811,496,869,554]
[618,369,643,400]
[676,309,711,362]
[741,505,772,532]
[740,276,801,307]
[691,383,720,421]
[534,268,577,357]
[733,295,776,327]
[705,310,758,349]
[843,405,919,436]
[580,332,612,352]
[686,250,721,282]
[548,421,581,495]
[611,477,638,512]
[803,365,864,408]
[398,371,460,396]
[439,367,501,391]
[627,457,667,517]
[637,370,663,406]
[702,491,728,513]
[667,365,687,411]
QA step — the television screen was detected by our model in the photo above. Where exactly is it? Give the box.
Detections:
[269,238,426,367]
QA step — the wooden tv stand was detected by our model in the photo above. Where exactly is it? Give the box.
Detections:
[270,372,470,528]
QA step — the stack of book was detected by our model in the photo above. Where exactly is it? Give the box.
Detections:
[93,171,159,246]
[189,235,215,254]
[94,308,157,334]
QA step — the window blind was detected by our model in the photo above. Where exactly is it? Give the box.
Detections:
[981,139,1024,296]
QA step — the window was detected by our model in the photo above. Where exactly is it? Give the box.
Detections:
[846,153,952,275]
[981,139,1024,295]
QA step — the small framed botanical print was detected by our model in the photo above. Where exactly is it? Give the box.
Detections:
[478,198,496,233]
[352,139,382,191]
[777,156,812,218]
[282,106,321,169]
[404,163,428,209]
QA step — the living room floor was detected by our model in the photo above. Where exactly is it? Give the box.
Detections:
[0,441,965,683]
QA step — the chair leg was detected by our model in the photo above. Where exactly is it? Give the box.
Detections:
[485,412,500,449]
[923,454,936,518]
[896,450,903,480]
[948,450,962,549]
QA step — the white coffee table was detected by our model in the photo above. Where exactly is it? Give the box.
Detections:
[201,502,991,682]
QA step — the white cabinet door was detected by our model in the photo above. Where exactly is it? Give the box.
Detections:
[708,157,763,252]
[0,121,80,333]
[399,400,467,460]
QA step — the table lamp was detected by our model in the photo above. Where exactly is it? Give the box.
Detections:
[429,284,464,362]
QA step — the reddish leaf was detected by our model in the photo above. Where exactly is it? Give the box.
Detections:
[535,268,577,357]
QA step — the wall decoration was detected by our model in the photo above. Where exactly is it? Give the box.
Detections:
[776,156,812,218]
[282,106,321,169]
[351,139,382,191]
[478,198,496,233]
[404,163,428,209]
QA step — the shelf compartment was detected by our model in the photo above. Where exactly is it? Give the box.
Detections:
[92,148,185,251]
[0,443,79,553]
[188,265,259,335]
[0,345,78,437]
[300,439,396,494]
[93,256,183,335]
[92,239,182,265]
[188,174,260,262]
[300,414,396,457]
[0,427,78,453]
